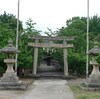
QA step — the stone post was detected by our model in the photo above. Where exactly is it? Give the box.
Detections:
[1,59,19,84]
[63,40,68,76]
[33,39,39,75]
[90,57,100,75]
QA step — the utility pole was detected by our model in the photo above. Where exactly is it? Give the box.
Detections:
[86,0,89,78]
[15,0,20,74]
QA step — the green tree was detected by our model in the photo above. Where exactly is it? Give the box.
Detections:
[0,12,23,72]
[0,12,23,47]
[25,18,40,35]
[18,18,40,69]
[56,16,100,75]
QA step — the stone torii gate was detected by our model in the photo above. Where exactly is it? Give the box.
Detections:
[28,35,74,77]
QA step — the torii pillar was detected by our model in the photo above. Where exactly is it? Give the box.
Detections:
[33,39,39,75]
[63,40,68,76]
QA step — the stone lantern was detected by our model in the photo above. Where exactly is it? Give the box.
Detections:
[0,40,27,90]
[86,41,100,89]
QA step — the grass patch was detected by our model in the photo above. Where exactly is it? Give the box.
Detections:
[70,85,100,99]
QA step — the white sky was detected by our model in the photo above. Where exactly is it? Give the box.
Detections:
[0,0,100,34]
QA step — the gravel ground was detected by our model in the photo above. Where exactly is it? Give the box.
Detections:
[0,78,33,99]
[67,78,86,86]
[0,78,86,99]
[0,78,76,99]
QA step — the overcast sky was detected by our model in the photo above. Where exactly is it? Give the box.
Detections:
[0,0,100,34]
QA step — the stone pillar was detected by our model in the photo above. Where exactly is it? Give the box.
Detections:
[33,39,39,75]
[90,57,100,75]
[63,40,68,76]
[0,59,19,84]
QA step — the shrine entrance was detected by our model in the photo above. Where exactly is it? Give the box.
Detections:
[28,36,74,77]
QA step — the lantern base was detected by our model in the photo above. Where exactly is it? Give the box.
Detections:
[83,74,100,91]
[0,72,28,90]
[0,83,28,90]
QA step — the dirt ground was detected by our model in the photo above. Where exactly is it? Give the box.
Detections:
[20,77,86,84]
[19,78,34,85]
[20,77,86,86]
[67,77,86,86]
[0,78,75,99]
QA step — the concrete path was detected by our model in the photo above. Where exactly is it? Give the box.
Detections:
[38,63,58,72]
[37,63,63,77]
[0,79,74,99]
[24,79,75,99]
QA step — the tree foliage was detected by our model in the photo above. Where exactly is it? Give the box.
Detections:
[0,12,23,71]
[55,16,100,75]
[0,11,100,76]
[0,12,40,72]
[18,18,40,69]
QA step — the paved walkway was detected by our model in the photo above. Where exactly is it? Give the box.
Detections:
[0,79,74,99]
[38,63,58,72]
[37,63,63,77]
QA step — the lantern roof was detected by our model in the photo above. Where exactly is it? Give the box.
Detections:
[0,40,19,54]
[89,41,100,55]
